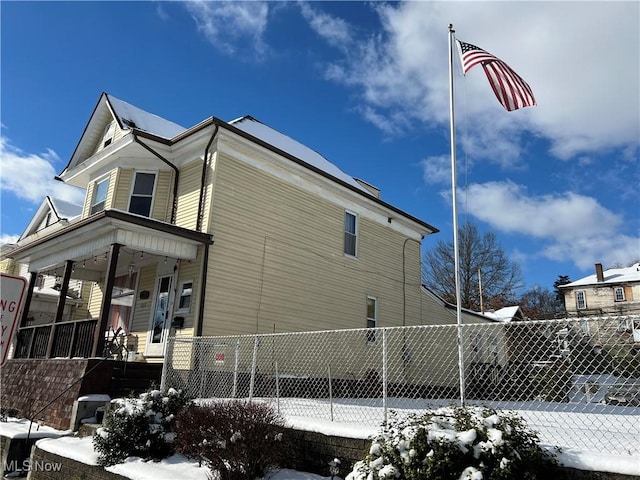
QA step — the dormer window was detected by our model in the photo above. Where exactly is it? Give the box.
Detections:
[102,121,116,148]
[90,177,109,215]
[128,172,156,217]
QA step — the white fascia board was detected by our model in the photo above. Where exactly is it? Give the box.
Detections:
[58,134,136,186]
[217,130,428,240]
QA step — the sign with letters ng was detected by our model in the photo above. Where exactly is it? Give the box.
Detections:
[1,273,27,367]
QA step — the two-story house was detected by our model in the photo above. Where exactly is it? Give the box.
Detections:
[6,92,439,363]
[560,262,640,317]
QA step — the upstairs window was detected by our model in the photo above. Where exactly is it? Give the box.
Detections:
[129,172,156,217]
[366,295,377,345]
[614,286,625,302]
[102,121,116,148]
[576,290,586,310]
[344,211,357,257]
[90,178,109,215]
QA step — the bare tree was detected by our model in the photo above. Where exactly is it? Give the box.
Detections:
[519,285,564,319]
[422,222,522,310]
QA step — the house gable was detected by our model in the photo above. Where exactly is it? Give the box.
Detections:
[61,93,186,183]
[20,196,82,241]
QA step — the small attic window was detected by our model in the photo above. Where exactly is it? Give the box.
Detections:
[122,118,137,128]
[102,121,116,148]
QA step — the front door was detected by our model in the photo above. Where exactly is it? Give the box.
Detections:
[146,274,173,357]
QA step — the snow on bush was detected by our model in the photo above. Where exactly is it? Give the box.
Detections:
[93,388,191,466]
[346,406,560,480]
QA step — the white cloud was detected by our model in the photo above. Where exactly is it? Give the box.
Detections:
[461,181,640,270]
[0,234,19,245]
[185,0,270,60]
[421,155,451,185]
[298,2,352,49]
[0,136,85,205]
[306,2,639,163]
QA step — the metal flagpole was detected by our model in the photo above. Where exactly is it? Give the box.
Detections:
[448,23,466,407]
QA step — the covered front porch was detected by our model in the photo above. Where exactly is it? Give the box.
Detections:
[8,210,213,361]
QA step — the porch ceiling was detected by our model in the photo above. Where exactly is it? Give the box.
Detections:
[9,209,213,274]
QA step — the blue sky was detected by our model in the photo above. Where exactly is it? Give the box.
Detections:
[1,1,638,293]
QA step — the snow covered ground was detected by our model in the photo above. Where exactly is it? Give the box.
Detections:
[1,396,638,479]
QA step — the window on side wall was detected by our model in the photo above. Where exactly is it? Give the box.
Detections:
[176,280,193,313]
[344,211,357,257]
[576,290,586,310]
[366,295,377,345]
[90,177,109,215]
[614,286,625,302]
[129,172,156,217]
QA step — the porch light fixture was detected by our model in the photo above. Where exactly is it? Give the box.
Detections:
[128,262,136,278]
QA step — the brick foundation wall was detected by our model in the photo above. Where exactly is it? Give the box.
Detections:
[0,359,115,430]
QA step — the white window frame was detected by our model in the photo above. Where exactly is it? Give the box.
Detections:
[175,279,193,314]
[344,210,358,257]
[576,290,586,310]
[128,171,157,218]
[614,286,625,302]
[366,295,377,345]
[90,176,110,215]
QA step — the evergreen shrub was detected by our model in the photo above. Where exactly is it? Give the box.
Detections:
[93,387,191,466]
[346,406,560,480]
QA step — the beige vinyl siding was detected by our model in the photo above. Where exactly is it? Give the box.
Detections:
[151,170,173,222]
[200,153,424,337]
[175,159,203,230]
[72,282,94,320]
[174,255,201,331]
[81,182,95,219]
[128,264,157,357]
[112,168,132,211]
[91,119,126,156]
[82,170,118,219]
[87,282,103,319]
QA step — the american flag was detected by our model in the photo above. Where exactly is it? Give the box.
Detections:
[456,40,536,111]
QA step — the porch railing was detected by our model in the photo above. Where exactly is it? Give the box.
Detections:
[13,318,98,359]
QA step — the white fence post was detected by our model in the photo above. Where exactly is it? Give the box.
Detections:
[232,340,240,398]
[382,328,388,425]
[249,336,259,401]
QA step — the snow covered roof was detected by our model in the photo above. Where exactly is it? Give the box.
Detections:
[482,306,522,323]
[49,197,82,220]
[106,95,186,140]
[229,115,370,194]
[562,263,640,288]
[20,196,83,240]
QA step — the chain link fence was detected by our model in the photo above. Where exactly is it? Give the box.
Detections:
[162,316,639,455]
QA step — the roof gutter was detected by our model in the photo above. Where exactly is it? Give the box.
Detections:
[197,124,219,232]
[132,132,180,224]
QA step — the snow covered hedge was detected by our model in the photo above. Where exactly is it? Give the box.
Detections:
[346,406,560,480]
[93,388,191,466]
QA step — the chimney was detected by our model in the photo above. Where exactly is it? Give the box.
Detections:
[595,263,604,282]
